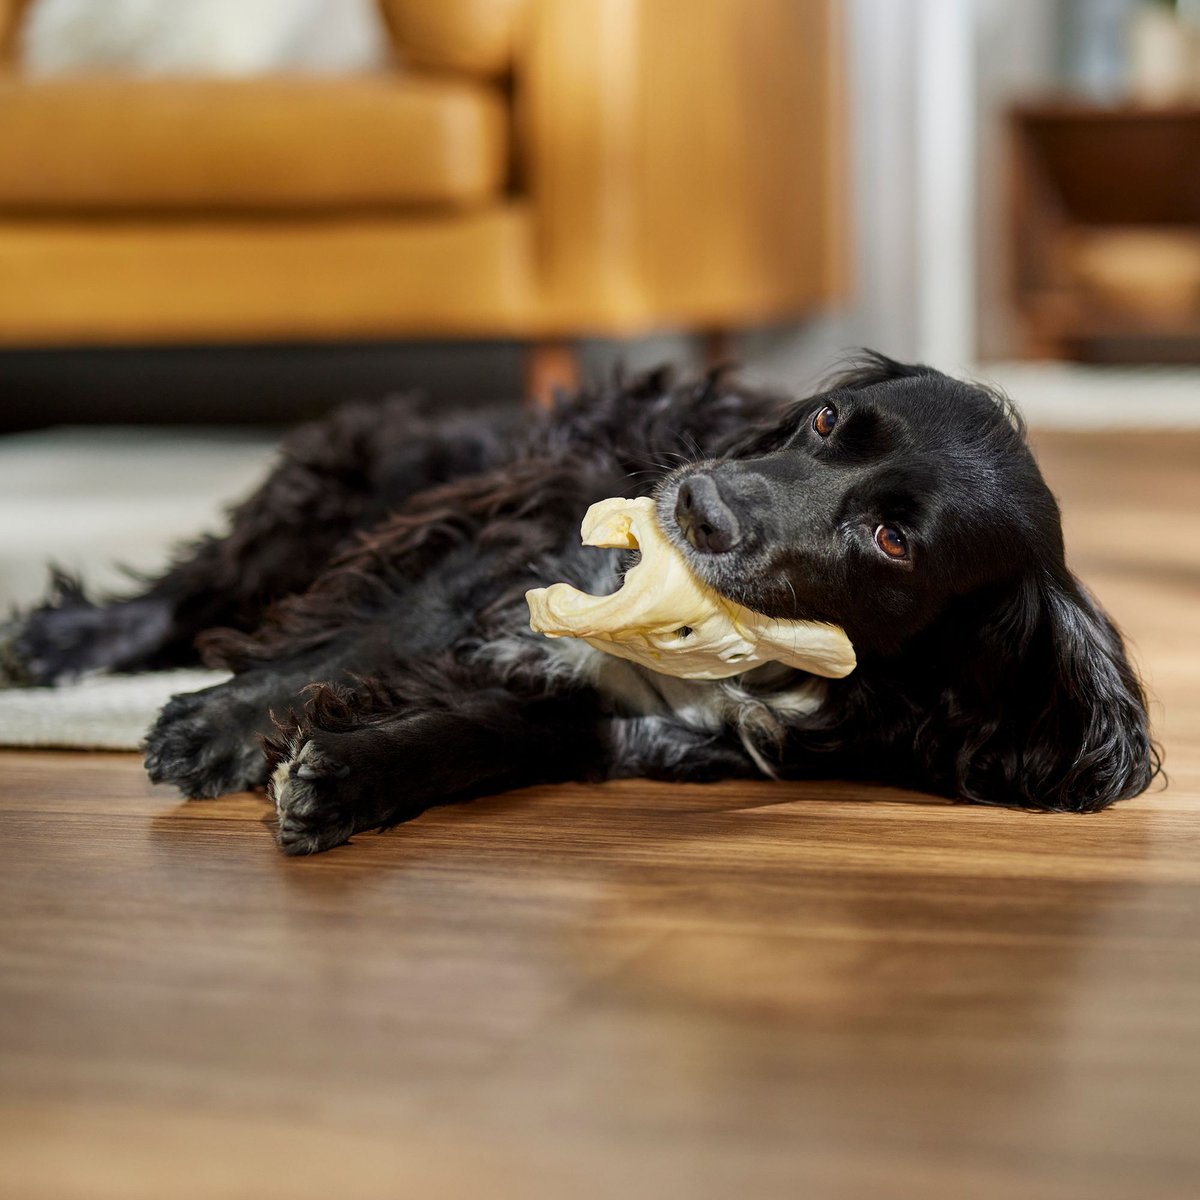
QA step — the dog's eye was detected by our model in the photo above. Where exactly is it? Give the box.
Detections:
[874,525,909,560]
[813,404,838,436]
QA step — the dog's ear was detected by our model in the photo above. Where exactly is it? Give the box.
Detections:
[925,571,1160,812]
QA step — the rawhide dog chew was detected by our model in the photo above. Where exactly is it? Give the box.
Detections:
[525,496,856,681]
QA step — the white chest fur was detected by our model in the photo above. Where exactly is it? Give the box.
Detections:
[547,637,826,777]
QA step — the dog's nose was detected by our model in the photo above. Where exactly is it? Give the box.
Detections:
[674,474,741,553]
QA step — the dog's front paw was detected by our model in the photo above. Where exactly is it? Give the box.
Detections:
[145,689,268,799]
[270,737,359,856]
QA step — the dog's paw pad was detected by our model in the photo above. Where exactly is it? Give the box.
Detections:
[295,748,349,781]
[271,738,356,856]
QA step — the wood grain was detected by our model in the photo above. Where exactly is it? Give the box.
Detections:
[1,431,1198,1200]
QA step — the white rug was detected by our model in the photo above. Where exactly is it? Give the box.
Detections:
[0,426,276,610]
[0,428,267,752]
[0,670,229,750]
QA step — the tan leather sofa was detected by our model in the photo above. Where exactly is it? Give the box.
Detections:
[0,0,844,384]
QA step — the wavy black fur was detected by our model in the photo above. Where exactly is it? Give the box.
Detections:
[3,356,1160,853]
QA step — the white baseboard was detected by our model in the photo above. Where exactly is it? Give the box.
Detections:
[975,362,1200,429]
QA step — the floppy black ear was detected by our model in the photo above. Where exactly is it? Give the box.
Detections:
[930,571,1159,812]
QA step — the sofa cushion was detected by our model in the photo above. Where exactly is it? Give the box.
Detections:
[0,205,536,342]
[0,75,508,211]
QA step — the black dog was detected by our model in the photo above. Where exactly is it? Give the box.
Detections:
[2,354,1159,853]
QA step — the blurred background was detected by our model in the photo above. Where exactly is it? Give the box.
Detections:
[2,0,1199,604]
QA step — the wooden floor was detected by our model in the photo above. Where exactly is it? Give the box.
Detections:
[1,432,1198,1200]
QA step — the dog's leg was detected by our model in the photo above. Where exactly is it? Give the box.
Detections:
[142,661,340,798]
[143,625,479,801]
[2,398,506,686]
[266,678,768,855]
[267,676,604,855]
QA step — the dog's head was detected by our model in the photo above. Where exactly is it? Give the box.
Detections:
[656,353,1159,812]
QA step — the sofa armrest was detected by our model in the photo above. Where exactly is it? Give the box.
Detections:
[519,0,846,331]
[376,0,527,76]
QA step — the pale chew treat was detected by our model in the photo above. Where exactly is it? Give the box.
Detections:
[526,496,857,682]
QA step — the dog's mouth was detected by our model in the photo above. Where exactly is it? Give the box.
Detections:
[653,468,835,626]
[654,470,771,614]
